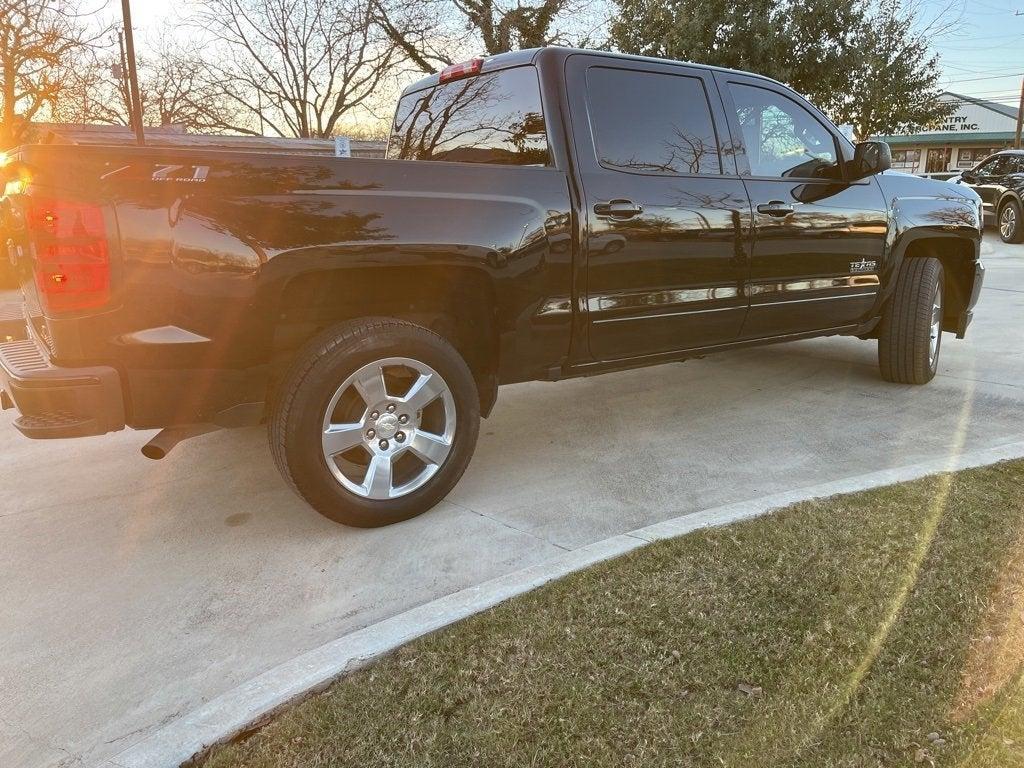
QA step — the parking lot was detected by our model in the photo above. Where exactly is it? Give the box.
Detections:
[2,233,1023,768]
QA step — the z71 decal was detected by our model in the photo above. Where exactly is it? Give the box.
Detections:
[151,165,210,183]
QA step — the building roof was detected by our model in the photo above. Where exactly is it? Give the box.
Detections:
[943,91,1019,121]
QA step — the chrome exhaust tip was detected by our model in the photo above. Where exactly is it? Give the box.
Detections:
[141,424,218,460]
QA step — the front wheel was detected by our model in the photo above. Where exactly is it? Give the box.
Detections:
[999,200,1023,244]
[877,257,944,385]
[269,318,480,527]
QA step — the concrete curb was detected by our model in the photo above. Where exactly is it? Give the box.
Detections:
[108,438,1024,768]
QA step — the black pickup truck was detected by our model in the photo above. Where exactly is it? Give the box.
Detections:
[0,47,985,527]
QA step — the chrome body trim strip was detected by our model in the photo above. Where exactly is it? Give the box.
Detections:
[586,286,740,314]
[751,291,877,308]
[593,305,745,324]
[747,275,880,295]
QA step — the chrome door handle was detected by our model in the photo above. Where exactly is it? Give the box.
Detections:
[757,201,796,217]
[594,199,643,219]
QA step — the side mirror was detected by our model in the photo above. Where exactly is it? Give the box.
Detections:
[851,141,891,179]
[961,170,977,184]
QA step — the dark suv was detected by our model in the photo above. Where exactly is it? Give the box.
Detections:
[954,149,1024,243]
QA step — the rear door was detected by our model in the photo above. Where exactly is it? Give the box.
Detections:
[566,54,752,360]
[716,74,888,337]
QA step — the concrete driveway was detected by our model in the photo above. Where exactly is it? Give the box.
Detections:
[3,235,1023,768]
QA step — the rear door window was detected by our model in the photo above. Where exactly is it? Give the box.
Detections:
[388,66,550,166]
[585,67,723,175]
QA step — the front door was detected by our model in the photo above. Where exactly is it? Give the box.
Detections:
[969,153,1012,218]
[926,147,952,173]
[716,75,888,337]
[566,55,751,361]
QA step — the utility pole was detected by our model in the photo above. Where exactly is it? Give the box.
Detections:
[116,31,132,129]
[1015,76,1023,149]
[120,0,145,146]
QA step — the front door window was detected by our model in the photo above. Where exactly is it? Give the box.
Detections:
[726,83,839,179]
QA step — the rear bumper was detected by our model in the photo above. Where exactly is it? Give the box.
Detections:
[0,302,27,341]
[0,337,125,438]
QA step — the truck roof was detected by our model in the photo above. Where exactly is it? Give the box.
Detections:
[402,46,786,96]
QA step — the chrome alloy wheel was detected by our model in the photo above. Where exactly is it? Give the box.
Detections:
[928,281,942,368]
[320,357,456,500]
[1000,205,1017,241]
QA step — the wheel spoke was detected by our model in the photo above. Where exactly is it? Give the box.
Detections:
[407,431,451,466]
[321,356,457,502]
[363,453,394,498]
[352,365,388,406]
[322,422,364,457]
[401,372,445,412]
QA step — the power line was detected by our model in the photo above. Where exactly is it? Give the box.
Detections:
[949,93,1022,100]
[944,92,1022,99]
[940,93,1022,101]
[940,72,1024,84]
[936,32,1024,40]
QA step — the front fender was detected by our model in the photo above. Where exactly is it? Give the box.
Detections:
[879,184,983,337]
[888,193,982,258]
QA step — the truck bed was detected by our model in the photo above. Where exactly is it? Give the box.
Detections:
[0,143,574,432]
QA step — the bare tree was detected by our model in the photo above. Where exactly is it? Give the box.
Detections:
[455,0,569,54]
[374,0,601,75]
[0,0,106,147]
[372,0,456,75]
[61,37,254,134]
[191,0,400,138]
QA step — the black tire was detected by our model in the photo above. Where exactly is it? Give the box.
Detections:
[998,199,1024,244]
[269,317,480,527]
[878,257,944,385]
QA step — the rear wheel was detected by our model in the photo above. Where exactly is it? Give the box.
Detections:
[999,200,1023,244]
[270,318,480,527]
[878,257,944,385]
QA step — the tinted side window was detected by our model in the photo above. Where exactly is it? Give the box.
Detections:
[1009,156,1024,174]
[975,155,1009,175]
[728,83,838,179]
[586,67,722,175]
[388,67,549,166]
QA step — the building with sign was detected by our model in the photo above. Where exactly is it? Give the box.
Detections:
[875,91,1020,175]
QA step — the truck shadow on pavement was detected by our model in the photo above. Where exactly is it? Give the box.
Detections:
[134,332,1010,547]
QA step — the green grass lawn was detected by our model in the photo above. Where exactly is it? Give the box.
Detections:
[206,459,1024,768]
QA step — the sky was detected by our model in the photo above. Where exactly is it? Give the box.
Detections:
[116,0,1023,116]
[922,0,1024,109]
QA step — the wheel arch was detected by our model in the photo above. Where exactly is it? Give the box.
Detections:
[892,235,977,335]
[268,264,501,417]
[997,189,1023,217]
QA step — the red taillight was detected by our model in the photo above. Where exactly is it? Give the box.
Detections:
[438,58,484,84]
[27,199,111,314]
